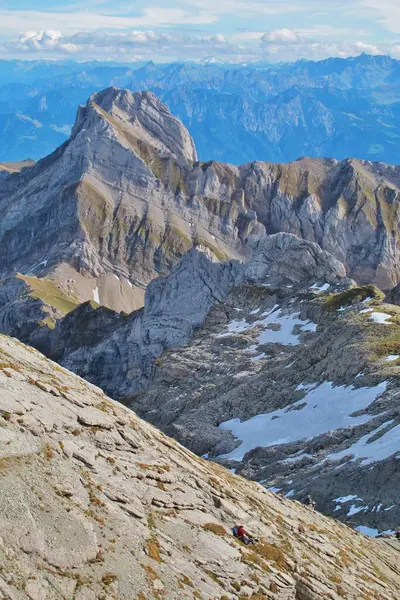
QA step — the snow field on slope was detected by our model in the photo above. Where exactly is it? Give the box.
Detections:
[217,307,318,347]
[219,381,387,461]
[355,526,395,537]
[325,419,400,466]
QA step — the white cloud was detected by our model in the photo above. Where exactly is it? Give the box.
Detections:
[1,3,398,64]
[390,44,400,57]
[188,0,313,17]
[5,28,240,61]
[259,39,386,61]
[353,40,382,55]
[262,29,304,45]
[10,30,82,54]
[255,26,386,61]
[51,124,72,135]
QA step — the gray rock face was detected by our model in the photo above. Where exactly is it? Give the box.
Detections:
[33,234,348,400]
[244,233,347,285]
[2,334,400,600]
[26,231,396,535]
[85,88,198,165]
[0,87,258,316]
[385,283,400,305]
[41,246,242,398]
[0,277,57,340]
[0,87,399,539]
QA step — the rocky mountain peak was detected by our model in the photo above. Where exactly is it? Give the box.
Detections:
[80,86,198,166]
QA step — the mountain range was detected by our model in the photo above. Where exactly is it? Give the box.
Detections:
[3,54,400,165]
[0,87,399,538]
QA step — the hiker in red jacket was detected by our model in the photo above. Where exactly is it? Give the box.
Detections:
[234,525,256,545]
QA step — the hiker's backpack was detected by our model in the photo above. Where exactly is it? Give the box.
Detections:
[232,527,239,537]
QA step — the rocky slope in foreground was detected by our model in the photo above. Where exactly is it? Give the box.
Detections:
[1,86,400,334]
[1,333,400,600]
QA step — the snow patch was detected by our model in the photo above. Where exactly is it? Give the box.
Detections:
[261,304,280,316]
[325,420,400,466]
[27,259,48,274]
[218,308,317,346]
[348,504,368,516]
[295,383,315,391]
[359,308,373,315]
[256,310,317,346]
[301,321,317,333]
[225,319,250,334]
[333,495,359,504]
[356,526,396,537]
[386,355,399,362]
[370,312,392,324]
[251,353,266,362]
[219,381,387,461]
[310,283,330,292]
[356,526,379,537]
[282,452,311,464]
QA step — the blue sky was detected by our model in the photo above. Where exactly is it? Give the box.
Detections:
[1,1,400,62]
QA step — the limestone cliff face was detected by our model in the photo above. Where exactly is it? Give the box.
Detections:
[0,88,259,316]
[1,333,400,600]
[0,88,399,324]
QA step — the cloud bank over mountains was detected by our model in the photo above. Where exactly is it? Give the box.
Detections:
[4,27,398,63]
[2,1,400,62]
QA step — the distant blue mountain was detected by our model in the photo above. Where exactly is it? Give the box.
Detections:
[2,54,400,164]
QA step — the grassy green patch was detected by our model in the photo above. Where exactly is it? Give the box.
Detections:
[202,523,227,537]
[323,285,384,312]
[368,331,400,361]
[17,274,79,315]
